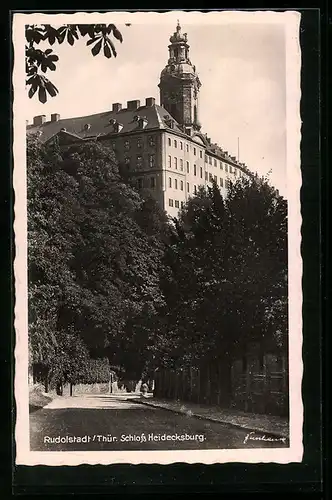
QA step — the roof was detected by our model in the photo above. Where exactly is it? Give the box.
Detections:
[27,103,252,175]
[26,103,185,144]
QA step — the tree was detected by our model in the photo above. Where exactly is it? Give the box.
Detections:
[27,133,90,392]
[153,177,288,402]
[58,142,168,380]
[26,23,124,103]
[28,134,169,386]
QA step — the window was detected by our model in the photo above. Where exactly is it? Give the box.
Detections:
[174,139,177,148]
[209,157,212,165]
[175,200,179,208]
[187,182,190,192]
[137,178,143,189]
[186,144,189,152]
[220,161,223,170]
[239,170,242,177]
[180,141,183,150]
[180,180,184,191]
[124,140,130,150]
[169,177,172,188]
[180,158,183,171]
[150,177,156,188]
[200,167,203,178]
[137,138,143,148]
[169,199,174,207]
[205,171,208,181]
[175,179,178,189]
[205,155,208,163]
[214,175,217,183]
[181,201,184,208]
[225,179,232,189]
[168,138,171,146]
[220,177,224,187]
[194,147,196,156]
[209,173,213,182]
[168,155,171,168]
[137,155,143,167]
[194,185,197,194]
[194,164,197,176]
[225,164,228,172]
[174,157,178,169]
[149,154,155,168]
[229,165,233,173]
[148,135,155,147]
[234,168,237,176]
[200,150,203,158]
[186,161,190,173]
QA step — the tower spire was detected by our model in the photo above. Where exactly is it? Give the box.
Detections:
[159,23,202,131]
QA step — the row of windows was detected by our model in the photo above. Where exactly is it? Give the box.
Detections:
[136,176,232,193]
[137,177,156,189]
[125,154,156,168]
[167,156,243,179]
[123,135,156,150]
[169,177,184,190]
[167,177,232,195]
[169,199,185,209]
[167,137,204,158]
[204,155,241,176]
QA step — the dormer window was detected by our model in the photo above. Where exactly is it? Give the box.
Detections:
[139,118,148,129]
[115,122,123,133]
[84,123,91,131]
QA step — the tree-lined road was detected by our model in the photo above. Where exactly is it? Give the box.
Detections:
[30,394,288,451]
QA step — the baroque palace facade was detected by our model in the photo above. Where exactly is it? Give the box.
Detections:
[27,22,252,217]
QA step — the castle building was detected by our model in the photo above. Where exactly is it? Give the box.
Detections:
[27,21,252,217]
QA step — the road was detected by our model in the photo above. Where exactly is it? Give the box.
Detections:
[30,394,288,451]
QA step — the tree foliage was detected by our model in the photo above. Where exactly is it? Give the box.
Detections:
[150,177,288,370]
[26,24,124,103]
[27,135,168,385]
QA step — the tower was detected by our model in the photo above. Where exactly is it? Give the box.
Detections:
[159,21,201,133]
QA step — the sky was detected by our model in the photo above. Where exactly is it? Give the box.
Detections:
[24,12,293,195]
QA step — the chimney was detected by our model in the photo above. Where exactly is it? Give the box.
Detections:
[127,100,140,110]
[26,120,29,126]
[112,103,122,112]
[145,97,155,107]
[33,115,46,126]
[51,113,60,122]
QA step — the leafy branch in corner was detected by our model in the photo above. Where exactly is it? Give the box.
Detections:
[25,23,124,103]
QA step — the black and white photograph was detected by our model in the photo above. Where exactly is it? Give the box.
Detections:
[13,10,302,465]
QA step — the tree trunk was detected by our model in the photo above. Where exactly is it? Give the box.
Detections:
[70,383,73,397]
[56,381,63,396]
[218,361,232,408]
[44,374,49,393]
